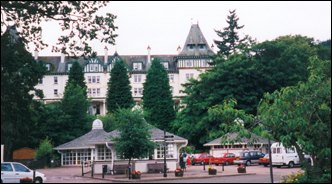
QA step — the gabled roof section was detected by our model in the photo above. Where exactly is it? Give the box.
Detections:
[203,132,273,147]
[179,24,214,56]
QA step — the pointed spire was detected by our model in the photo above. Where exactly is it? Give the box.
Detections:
[179,24,214,56]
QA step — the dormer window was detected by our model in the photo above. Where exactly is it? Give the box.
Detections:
[188,45,194,50]
[199,44,205,49]
[45,64,51,71]
[67,63,72,72]
[162,62,169,70]
[133,63,142,71]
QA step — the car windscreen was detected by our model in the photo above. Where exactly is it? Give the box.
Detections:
[239,152,250,158]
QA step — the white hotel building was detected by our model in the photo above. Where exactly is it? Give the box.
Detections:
[34,24,215,115]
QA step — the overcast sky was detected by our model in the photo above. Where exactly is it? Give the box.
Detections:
[36,1,331,56]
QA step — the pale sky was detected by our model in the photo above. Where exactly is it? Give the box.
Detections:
[35,1,331,56]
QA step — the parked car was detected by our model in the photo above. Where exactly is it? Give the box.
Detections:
[212,153,236,165]
[233,150,265,166]
[259,154,270,167]
[1,162,46,183]
[191,153,214,165]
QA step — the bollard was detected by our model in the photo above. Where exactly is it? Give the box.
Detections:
[33,170,36,183]
[91,161,94,178]
[222,162,225,171]
[128,165,132,179]
[82,161,84,176]
[203,162,205,171]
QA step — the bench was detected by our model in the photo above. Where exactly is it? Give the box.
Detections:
[111,164,128,175]
[147,163,165,173]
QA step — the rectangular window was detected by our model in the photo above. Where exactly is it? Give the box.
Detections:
[54,89,58,96]
[46,64,51,71]
[134,75,141,83]
[92,76,96,83]
[97,88,100,96]
[162,62,169,70]
[90,65,94,72]
[186,73,194,80]
[54,76,58,84]
[134,88,138,96]
[169,74,174,83]
[67,63,72,72]
[96,76,100,83]
[97,145,112,161]
[88,88,91,96]
[38,78,43,84]
[156,143,174,159]
[92,88,96,96]
[133,63,142,71]
[138,88,143,95]
[88,76,92,84]
[186,60,193,67]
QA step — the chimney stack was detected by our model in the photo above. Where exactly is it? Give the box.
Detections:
[147,45,151,63]
[34,48,39,60]
[104,46,108,64]
[61,52,65,63]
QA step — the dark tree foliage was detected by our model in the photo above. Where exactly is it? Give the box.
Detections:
[106,60,134,113]
[60,83,90,143]
[1,27,46,160]
[172,35,319,150]
[66,61,87,97]
[143,58,175,131]
[1,1,117,56]
[213,9,254,63]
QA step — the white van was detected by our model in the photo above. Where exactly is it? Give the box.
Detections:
[271,142,300,168]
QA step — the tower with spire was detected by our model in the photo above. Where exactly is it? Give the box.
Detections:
[175,24,214,96]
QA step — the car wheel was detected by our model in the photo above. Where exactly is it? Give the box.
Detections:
[35,177,43,183]
[288,162,294,168]
[277,166,281,168]
[246,160,251,166]
[264,164,268,167]
[201,161,204,165]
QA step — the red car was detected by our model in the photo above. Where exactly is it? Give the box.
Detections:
[259,154,270,167]
[191,153,214,165]
[212,153,236,165]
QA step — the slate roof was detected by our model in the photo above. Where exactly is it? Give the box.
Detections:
[38,54,177,74]
[179,24,214,56]
[203,132,271,147]
[54,124,187,150]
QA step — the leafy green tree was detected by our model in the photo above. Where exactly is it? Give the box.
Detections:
[316,39,331,61]
[1,27,45,160]
[66,61,87,96]
[258,57,331,182]
[113,109,155,169]
[106,60,134,113]
[1,1,117,56]
[143,58,175,131]
[35,137,53,159]
[172,35,319,149]
[61,83,90,142]
[213,9,254,63]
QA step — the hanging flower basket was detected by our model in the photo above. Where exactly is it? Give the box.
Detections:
[131,170,141,179]
[175,168,184,177]
[208,168,217,175]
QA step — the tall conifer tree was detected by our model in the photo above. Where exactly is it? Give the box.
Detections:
[66,61,87,96]
[106,60,134,113]
[143,58,175,131]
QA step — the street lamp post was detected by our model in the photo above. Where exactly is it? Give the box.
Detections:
[268,136,274,183]
[163,130,167,177]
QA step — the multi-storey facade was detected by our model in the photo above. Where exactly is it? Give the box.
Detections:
[34,24,215,115]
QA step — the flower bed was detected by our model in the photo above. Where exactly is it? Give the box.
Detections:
[175,168,184,177]
[131,170,141,179]
[237,165,246,173]
[208,168,217,175]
